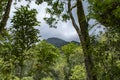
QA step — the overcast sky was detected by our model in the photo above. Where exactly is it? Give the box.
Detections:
[7,0,103,42]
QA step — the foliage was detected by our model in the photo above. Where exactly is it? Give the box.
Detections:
[21,77,33,80]
[62,43,84,66]
[36,0,70,27]
[62,43,79,57]
[10,5,40,79]
[10,5,40,55]
[88,1,120,79]
[28,40,59,79]
[41,77,53,80]
[33,40,59,67]
[0,0,7,19]
[0,0,120,80]
[88,0,120,28]
[61,43,85,80]
[70,65,86,80]
[93,29,120,80]
[35,0,98,79]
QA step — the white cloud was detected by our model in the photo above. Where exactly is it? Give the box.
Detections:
[7,0,93,42]
[38,20,79,42]
[28,1,80,42]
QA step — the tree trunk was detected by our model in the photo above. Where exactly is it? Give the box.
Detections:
[19,60,24,80]
[76,0,97,80]
[0,0,12,34]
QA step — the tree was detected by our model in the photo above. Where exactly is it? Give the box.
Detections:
[61,43,85,80]
[10,5,40,79]
[0,0,13,34]
[28,40,59,80]
[0,29,15,80]
[88,0,120,29]
[88,1,120,79]
[35,0,97,80]
[70,65,86,80]
[92,30,120,80]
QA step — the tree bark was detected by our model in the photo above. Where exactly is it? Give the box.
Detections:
[68,0,97,80]
[0,0,12,34]
[76,0,97,80]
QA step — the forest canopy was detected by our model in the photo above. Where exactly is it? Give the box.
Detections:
[0,0,120,80]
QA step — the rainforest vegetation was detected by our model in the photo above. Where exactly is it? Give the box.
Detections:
[0,0,120,80]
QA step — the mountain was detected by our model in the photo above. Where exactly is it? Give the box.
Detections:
[46,37,68,48]
[46,37,79,48]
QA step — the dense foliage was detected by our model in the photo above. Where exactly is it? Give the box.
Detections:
[0,0,120,80]
[88,0,120,28]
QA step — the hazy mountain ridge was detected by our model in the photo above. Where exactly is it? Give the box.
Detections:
[46,37,79,48]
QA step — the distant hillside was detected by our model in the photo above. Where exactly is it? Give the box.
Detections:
[46,37,68,48]
[46,37,79,48]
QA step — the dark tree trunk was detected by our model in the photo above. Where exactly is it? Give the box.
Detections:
[76,0,97,80]
[68,0,97,80]
[0,0,12,34]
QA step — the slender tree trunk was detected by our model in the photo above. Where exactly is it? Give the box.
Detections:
[68,0,97,80]
[19,60,24,80]
[0,0,12,34]
[76,0,97,80]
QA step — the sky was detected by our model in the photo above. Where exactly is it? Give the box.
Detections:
[7,0,103,42]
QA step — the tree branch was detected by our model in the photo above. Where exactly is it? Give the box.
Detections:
[70,3,77,11]
[68,0,81,38]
